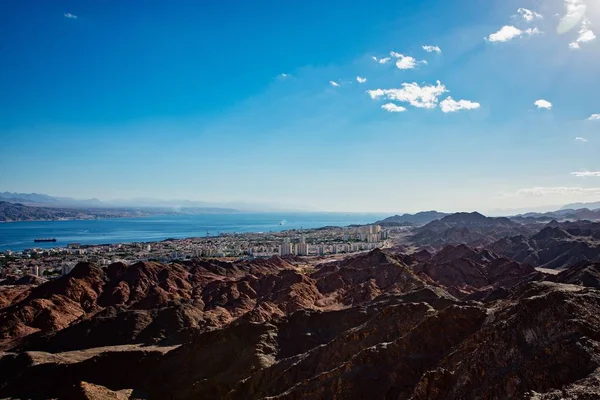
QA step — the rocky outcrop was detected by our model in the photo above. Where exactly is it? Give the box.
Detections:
[311,249,427,305]
[412,282,600,399]
[551,261,600,289]
[489,221,600,269]
[2,246,600,399]
[0,256,301,351]
[414,245,538,297]
[410,212,534,248]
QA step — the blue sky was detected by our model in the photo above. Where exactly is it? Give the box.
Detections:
[1,0,599,213]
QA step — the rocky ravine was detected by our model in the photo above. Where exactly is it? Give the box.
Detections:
[1,247,600,399]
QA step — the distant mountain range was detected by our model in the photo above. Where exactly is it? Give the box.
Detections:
[0,192,298,212]
[375,211,450,226]
[512,208,600,223]
[560,201,600,211]
[0,201,165,222]
[0,192,104,207]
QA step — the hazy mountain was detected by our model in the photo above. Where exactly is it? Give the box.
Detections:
[0,192,104,207]
[0,201,159,222]
[561,201,600,211]
[511,208,600,223]
[375,211,449,226]
[0,192,307,212]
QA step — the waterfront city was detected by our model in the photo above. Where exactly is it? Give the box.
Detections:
[0,225,394,279]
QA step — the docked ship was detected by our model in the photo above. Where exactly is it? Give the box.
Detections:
[34,238,57,243]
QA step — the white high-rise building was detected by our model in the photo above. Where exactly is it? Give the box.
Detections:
[297,243,308,256]
[367,234,379,243]
[318,245,326,255]
[279,243,295,256]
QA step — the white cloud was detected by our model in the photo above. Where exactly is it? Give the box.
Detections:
[422,45,441,53]
[64,13,78,19]
[356,76,367,84]
[389,52,426,70]
[396,56,417,70]
[534,99,553,109]
[588,114,600,120]
[524,27,541,35]
[440,97,481,113]
[280,73,290,78]
[515,8,543,22]
[486,25,540,42]
[487,26,523,42]
[575,137,588,142]
[367,80,448,109]
[372,56,390,64]
[514,186,600,197]
[558,0,587,34]
[329,81,340,87]
[569,19,596,49]
[572,171,600,177]
[381,103,407,113]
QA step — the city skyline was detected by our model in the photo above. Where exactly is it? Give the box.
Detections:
[1,0,599,213]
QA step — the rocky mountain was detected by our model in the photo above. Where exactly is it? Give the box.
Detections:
[551,261,600,289]
[1,246,600,399]
[489,221,600,269]
[375,211,449,227]
[413,244,540,298]
[410,212,534,248]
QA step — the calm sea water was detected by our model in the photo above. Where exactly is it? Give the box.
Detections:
[0,213,387,251]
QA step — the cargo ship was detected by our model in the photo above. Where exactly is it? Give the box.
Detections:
[34,238,57,243]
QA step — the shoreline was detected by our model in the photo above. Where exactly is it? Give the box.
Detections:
[0,213,388,252]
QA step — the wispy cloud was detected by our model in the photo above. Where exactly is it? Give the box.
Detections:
[381,103,407,113]
[389,52,426,70]
[440,97,481,113]
[422,45,441,53]
[367,81,448,109]
[64,13,78,19]
[279,73,290,78]
[371,56,390,64]
[329,81,340,87]
[569,19,596,49]
[486,25,540,42]
[534,99,553,109]
[588,114,600,120]
[515,8,543,22]
[575,137,588,142]
[557,0,587,35]
[356,76,367,84]
[572,171,600,177]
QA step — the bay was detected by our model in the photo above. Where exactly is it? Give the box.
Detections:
[0,212,387,251]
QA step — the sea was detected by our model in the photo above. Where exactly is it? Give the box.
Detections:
[0,212,388,252]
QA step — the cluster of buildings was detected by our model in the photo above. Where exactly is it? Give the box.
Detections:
[278,225,387,256]
[0,225,390,279]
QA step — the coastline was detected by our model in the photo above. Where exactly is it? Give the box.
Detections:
[0,212,388,252]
